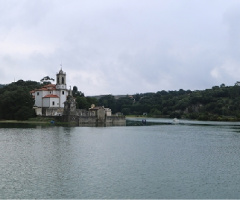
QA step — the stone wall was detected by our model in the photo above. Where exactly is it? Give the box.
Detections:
[37,106,126,126]
[45,108,64,116]
[106,116,126,126]
[52,94,126,126]
[97,108,106,123]
[78,115,125,126]
[78,116,97,126]
[76,109,93,116]
[35,107,42,116]
[62,114,79,125]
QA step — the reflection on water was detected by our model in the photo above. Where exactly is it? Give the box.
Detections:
[127,117,240,127]
[1,120,240,198]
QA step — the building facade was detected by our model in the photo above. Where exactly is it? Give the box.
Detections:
[33,69,69,115]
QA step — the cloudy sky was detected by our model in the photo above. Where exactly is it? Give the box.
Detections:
[1,0,240,95]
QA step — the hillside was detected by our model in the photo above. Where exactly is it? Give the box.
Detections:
[96,85,240,121]
[1,79,240,121]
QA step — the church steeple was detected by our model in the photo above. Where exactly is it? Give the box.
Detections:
[56,68,67,89]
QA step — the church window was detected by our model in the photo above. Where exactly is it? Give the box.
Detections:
[52,101,55,106]
[57,77,59,84]
[62,91,64,95]
[37,92,39,96]
[62,77,64,84]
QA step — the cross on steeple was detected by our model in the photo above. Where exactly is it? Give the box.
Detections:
[60,62,63,70]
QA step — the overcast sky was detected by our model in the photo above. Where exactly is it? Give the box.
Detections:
[1,0,240,95]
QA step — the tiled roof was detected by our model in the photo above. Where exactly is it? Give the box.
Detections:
[43,84,56,88]
[43,84,56,89]
[34,84,57,91]
[43,94,59,98]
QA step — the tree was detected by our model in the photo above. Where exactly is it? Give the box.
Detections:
[0,87,35,120]
[98,95,117,113]
[75,96,97,109]
[76,97,89,109]
[72,86,84,97]
[40,76,54,83]
[220,83,225,88]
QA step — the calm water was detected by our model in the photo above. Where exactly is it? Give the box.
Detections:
[1,118,240,198]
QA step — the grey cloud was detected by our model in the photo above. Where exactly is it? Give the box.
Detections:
[1,0,240,95]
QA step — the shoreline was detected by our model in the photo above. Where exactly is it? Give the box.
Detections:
[0,120,51,124]
[1,115,240,125]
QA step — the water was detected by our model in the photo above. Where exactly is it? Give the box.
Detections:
[1,119,240,198]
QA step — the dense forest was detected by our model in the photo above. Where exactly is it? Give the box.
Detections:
[1,80,240,121]
[95,83,240,121]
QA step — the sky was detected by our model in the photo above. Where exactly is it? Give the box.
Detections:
[1,0,240,96]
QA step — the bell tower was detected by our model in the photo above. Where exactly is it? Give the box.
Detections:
[56,68,67,89]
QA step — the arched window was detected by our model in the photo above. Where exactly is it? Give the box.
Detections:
[62,77,64,84]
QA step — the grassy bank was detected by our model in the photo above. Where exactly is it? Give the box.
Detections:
[0,117,57,125]
[0,117,76,126]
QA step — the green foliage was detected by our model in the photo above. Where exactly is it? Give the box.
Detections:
[72,86,96,109]
[75,96,97,109]
[72,86,84,97]
[96,84,240,121]
[0,82,36,120]
[0,80,41,95]
[97,95,117,113]
[75,97,88,109]
[2,79,240,121]
[40,76,54,83]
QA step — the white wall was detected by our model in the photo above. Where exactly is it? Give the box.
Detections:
[43,98,50,107]
[34,91,43,107]
[50,98,60,108]
[43,97,60,108]
[59,90,68,108]
[34,88,68,108]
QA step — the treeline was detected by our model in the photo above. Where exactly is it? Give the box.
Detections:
[1,80,240,121]
[0,81,98,120]
[96,84,240,121]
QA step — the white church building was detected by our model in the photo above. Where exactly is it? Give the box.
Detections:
[32,69,69,116]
